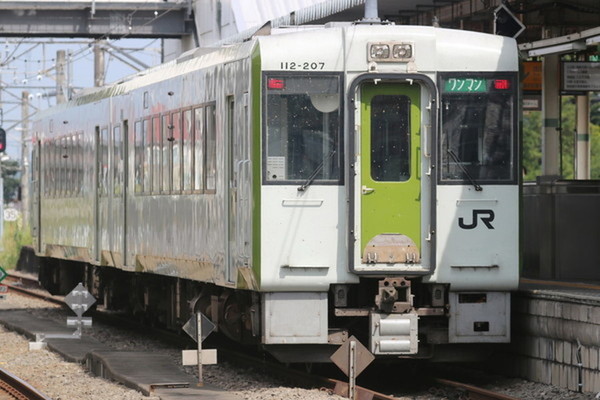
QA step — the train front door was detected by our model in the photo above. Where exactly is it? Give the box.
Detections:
[359,82,422,265]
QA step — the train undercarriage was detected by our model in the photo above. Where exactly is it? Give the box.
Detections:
[37,256,502,363]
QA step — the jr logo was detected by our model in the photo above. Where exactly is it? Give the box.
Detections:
[458,209,495,230]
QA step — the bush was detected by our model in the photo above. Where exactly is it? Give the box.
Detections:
[0,217,32,270]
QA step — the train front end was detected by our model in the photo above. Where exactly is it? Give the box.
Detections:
[256,24,519,361]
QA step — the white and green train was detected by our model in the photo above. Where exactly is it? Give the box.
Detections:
[31,22,519,362]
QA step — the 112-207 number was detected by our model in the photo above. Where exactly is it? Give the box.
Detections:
[280,62,325,70]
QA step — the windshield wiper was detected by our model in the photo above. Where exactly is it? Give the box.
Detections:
[297,149,336,192]
[447,149,482,192]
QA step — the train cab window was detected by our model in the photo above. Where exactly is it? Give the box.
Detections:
[264,74,342,184]
[370,95,410,181]
[439,74,517,184]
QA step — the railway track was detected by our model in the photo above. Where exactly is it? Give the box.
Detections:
[0,367,52,400]
[3,271,520,400]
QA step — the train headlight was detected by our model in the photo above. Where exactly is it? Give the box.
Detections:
[368,42,414,62]
[393,44,413,59]
[369,44,390,60]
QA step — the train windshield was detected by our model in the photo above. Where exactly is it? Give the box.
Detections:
[264,74,342,184]
[439,73,517,184]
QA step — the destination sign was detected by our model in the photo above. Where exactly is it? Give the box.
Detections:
[562,62,600,92]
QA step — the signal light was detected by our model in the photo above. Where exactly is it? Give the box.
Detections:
[267,78,285,90]
[494,79,510,90]
[0,128,5,153]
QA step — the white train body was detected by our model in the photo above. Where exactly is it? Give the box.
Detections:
[31,23,519,361]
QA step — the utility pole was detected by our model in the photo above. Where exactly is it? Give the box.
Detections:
[94,41,105,87]
[21,91,30,227]
[56,50,67,103]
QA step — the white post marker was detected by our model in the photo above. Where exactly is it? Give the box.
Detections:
[330,335,374,399]
[182,312,217,386]
[349,341,356,399]
[29,282,96,350]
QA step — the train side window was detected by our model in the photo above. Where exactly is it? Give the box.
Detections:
[172,111,182,193]
[56,137,62,197]
[100,127,109,197]
[134,120,143,194]
[205,104,216,193]
[46,140,53,197]
[264,74,342,184]
[77,131,83,196]
[143,119,151,194]
[61,136,67,196]
[152,116,161,194]
[113,125,123,196]
[60,136,67,197]
[68,135,74,196]
[41,141,47,197]
[182,109,193,192]
[52,139,58,197]
[70,134,76,195]
[161,114,171,194]
[193,107,204,192]
[55,138,61,197]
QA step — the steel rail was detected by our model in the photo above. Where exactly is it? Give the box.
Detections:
[4,274,64,306]
[0,367,53,400]
[435,377,520,400]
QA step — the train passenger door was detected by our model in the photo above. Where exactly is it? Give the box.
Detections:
[359,83,422,264]
[227,96,238,283]
[110,121,128,268]
[226,94,251,284]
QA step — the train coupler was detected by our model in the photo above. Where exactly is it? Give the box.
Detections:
[375,277,413,313]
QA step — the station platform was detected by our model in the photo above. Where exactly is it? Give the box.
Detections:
[0,310,240,400]
[509,278,600,393]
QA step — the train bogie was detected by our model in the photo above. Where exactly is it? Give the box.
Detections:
[32,23,519,362]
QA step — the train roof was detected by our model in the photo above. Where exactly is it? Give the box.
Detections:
[34,24,518,120]
[34,40,257,119]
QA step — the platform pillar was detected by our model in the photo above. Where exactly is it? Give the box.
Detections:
[541,54,560,177]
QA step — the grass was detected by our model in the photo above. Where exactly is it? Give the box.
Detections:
[0,218,32,270]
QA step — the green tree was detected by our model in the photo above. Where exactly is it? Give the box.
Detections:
[521,96,598,181]
[559,96,575,179]
[522,110,541,181]
[591,123,600,179]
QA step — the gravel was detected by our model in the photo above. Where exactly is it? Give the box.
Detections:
[0,290,345,400]
[0,288,598,400]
